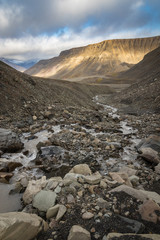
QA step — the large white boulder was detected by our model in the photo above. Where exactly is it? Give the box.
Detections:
[0,212,48,240]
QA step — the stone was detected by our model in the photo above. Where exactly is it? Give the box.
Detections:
[109,172,125,184]
[118,215,144,233]
[54,186,61,194]
[139,200,160,223]
[43,111,53,119]
[46,204,67,221]
[140,147,160,164]
[109,185,160,203]
[97,198,110,209]
[155,163,160,174]
[67,194,75,204]
[129,175,139,186]
[106,233,160,240]
[119,166,137,177]
[109,172,132,186]
[33,190,57,212]
[0,172,13,183]
[23,176,47,204]
[136,135,160,153]
[33,115,37,121]
[100,180,107,189]
[0,212,48,240]
[69,164,92,175]
[84,172,102,184]
[64,173,82,182]
[0,128,23,152]
[82,212,94,219]
[7,162,23,172]
[67,225,91,240]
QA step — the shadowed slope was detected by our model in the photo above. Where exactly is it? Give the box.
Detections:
[0,61,113,120]
[113,46,160,113]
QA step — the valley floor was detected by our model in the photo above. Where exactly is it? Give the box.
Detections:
[0,91,160,240]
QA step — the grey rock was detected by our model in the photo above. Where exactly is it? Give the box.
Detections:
[0,128,23,152]
[33,190,57,212]
[136,135,160,153]
[140,147,160,164]
[118,215,145,233]
[46,204,66,221]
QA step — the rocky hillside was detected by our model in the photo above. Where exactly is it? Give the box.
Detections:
[25,36,160,80]
[112,46,160,114]
[0,61,113,123]
[120,46,160,80]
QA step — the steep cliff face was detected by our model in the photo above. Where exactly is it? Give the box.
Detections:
[25,36,160,80]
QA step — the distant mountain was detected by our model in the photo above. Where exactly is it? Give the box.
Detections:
[0,58,38,72]
[0,58,26,72]
[25,36,160,80]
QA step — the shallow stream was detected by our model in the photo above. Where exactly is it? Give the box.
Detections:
[0,95,141,213]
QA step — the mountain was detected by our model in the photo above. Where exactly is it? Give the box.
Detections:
[113,46,160,113]
[0,58,26,72]
[0,61,112,121]
[0,58,38,72]
[25,36,160,80]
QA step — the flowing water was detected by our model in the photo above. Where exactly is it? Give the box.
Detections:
[0,95,141,213]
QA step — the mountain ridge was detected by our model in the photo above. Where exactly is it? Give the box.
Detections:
[25,36,160,80]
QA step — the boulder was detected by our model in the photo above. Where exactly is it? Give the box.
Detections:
[0,128,23,152]
[46,204,66,221]
[33,190,57,212]
[84,172,102,184]
[140,147,160,164]
[0,172,13,183]
[109,185,160,203]
[119,166,137,177]
[117,215,145,233]
[23,176,47,204]
[68,225,91,240]
[109,172,132,186]
[139,200,160,223]
[136,135,160,153]
[0,212,48,240]
[69,164,92,175]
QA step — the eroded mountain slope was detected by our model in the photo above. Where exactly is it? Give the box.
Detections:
[25,36,160,80]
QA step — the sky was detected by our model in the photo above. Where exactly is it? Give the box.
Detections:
[0,0,160,62]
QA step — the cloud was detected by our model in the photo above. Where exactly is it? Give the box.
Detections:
[0,0,156,38]
[0,27,159,61]
[0,0,160,61]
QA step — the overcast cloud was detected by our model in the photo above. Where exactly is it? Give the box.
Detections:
[0,0,160,61]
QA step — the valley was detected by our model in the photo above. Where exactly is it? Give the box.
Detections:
[0,38,160,240]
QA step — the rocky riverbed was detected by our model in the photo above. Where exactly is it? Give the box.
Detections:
[0,95,160,240]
